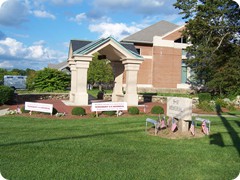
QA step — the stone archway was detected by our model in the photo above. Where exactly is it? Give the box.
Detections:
[67,37,144,106]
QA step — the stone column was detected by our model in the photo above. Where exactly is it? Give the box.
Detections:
[111,61,124,102]
[123,63,140,106]
[73,61,90,105]
[69,62,76,102]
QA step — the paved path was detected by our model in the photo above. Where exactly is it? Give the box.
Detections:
[0,108,9,116]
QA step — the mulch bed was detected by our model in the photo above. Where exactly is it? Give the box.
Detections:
[147,127,206,139]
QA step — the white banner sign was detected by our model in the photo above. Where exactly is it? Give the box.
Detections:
[91,102,127,112]
[167,97,192,120]
[25,102,53,114]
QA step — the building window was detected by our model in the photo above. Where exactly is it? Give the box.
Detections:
[181,60,187,83]
[136,48,141,55]
[174,37,187,43]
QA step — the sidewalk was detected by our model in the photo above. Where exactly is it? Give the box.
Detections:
[0,108,9,116]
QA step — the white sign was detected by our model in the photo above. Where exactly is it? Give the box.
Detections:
[91,102,127,112]
[167,97,192,120]
[25,102,53,114]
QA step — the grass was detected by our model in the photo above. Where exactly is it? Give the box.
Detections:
[0,115,239,180]
[88,88,113,98]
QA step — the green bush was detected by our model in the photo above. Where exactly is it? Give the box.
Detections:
[0,85,14,104]
[198,93,211,103]
[197,101,215,112]
[52,107,58,115]
[102,111,116,116]
[71,107,86,116]
[128,107,139,115]
[215,98,228,108]
[151,105,164,114]
[227,104,236,111]
[21,106,30,113]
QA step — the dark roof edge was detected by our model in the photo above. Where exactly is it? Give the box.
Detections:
[121,39,153,44]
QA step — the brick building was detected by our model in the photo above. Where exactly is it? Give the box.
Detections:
[122,20,190,91]
[49,20,190,95]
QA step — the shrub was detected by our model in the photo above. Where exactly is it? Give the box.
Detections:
[198,93,211,103]
[215,98,228,108]
[128,107,139,115]
[20,106,30,113]
[151,105,164,114]
[102,111,116,116]
[52,107,58,115]
[71,107,86,116]
[227,103,236,111]
[0,85,14,104]
[197,101,215,112]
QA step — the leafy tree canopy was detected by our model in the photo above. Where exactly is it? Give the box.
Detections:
[87,53,114,89]
[174,0,240,96]
[33,68,70,92]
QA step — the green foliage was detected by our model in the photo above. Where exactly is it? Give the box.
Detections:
[174,0,240,96]
[198,93,211,103]
[71,107,86,116]
[33,68,70,92]
[128,107,139,115]
[102,111,116,116]
[26,69,37,90]
[87,53,114,88]
[52,107,58,115]
[151,105,164,114]
[197,101,215,112]
[20,106,30,113]
[0,85,14,104]
[215,98,228,108]
[227,104,236,111]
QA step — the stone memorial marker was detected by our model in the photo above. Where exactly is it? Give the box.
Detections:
[167,97,192,132]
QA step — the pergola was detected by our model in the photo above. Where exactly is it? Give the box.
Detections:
[67,36,144,106]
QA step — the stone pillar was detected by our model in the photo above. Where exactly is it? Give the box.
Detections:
[73,61,90,105]
[111,61,124,102]
[69,62,76,102]
[123,63,140,106]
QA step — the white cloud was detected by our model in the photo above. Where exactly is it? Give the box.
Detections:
[0,37,67,69]
[89,22,140,40]
[0,60,13,68]
[0,0,29,27]
[33,10,56,20]
[92,0,177,15]
[69,13,86,24]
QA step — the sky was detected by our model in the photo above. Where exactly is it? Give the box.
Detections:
[0,0,186,70]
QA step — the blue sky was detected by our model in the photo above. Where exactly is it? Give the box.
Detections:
[0,0,185,70]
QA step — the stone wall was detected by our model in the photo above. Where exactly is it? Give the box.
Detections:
[16,93,69,103]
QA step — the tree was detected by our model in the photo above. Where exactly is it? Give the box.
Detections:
[87,53,114,90]
[174,0,240,96]
[33,68,70,92]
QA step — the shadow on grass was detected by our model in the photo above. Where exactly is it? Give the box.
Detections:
[0,129,142,147]
[210,105,240,156]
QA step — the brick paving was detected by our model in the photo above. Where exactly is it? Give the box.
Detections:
[7,98,167,116]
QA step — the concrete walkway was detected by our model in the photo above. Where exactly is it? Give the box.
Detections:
[0,108,9,116]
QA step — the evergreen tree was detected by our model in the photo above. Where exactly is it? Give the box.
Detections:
[174,0,240,96]
[33,68,70,92]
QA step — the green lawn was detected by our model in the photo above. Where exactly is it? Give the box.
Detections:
[0,115,239,180]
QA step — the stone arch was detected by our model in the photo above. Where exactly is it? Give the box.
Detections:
[67,36,144,106]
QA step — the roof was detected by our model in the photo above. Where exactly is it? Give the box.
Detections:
[71,40,92,52]
[71,36,142,58]
[48,61,68,70]
[122,20,179,43]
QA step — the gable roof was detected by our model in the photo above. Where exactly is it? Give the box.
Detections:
[71,36,142,59]
[122,20,179,44]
